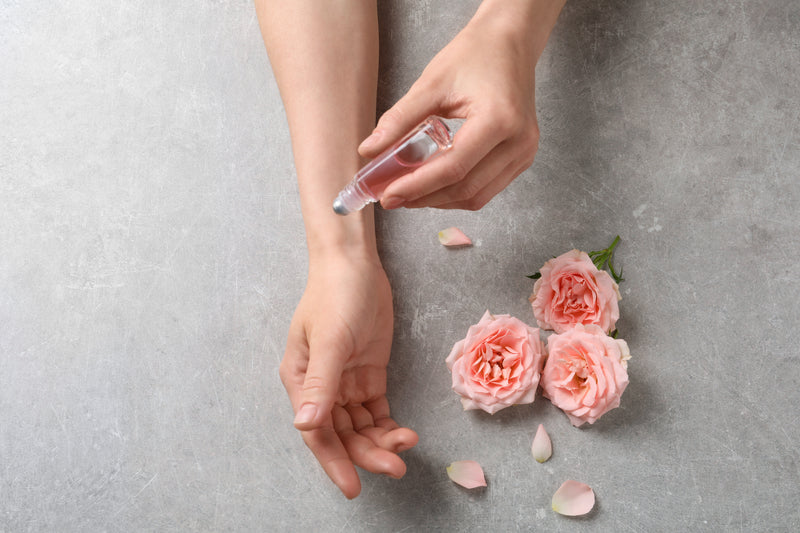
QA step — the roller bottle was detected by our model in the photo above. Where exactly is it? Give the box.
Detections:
[333,116,463,215]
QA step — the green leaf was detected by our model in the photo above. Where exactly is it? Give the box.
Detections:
[526,272,542,280]
[588,235,624,283]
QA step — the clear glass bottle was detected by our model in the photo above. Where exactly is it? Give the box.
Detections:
[333,116,463,215]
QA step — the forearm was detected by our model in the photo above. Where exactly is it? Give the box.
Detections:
[255,1,380,261]
[473,0,566,62]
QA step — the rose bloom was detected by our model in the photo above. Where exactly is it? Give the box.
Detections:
[529,249,621,334]
[541,324,631,427]
[446,311,545,415]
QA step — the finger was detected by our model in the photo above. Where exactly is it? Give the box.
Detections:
[380,114,504,208]
[280,321,311,411]
[345,403,391,447]
[282,317,361,498]
[358,86,441,158]
[363,398,419,453]
[344,404,375,432]
[293,328,352,431]
[366,427,420,453]
[343,404,417,453]
[363,397,397,430]
[434,159,529,211]
[301,424,362,499]
[333,406,407,479]
[401,140,519,209]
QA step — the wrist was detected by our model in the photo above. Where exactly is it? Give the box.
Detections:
[308,242,383,276]
[304,205,380,266]
[472,0,566,61]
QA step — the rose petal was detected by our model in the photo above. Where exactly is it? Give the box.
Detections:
[532,424,552,463]
[552,480,595,516]
[438,227,472,247]
[446,460,487,489]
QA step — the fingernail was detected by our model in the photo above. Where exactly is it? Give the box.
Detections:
[381,196,404,210]
[359,131,381,150]
[294,404,317,426]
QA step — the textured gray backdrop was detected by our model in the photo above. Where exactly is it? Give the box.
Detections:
[2,1,799,531]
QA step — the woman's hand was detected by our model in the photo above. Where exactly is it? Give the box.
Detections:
[280,252,418,499]
[359,0,565,211]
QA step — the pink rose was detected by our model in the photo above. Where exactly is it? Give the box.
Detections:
[541,324,631,426]
[529,249,621,334]
[446,311,545,415]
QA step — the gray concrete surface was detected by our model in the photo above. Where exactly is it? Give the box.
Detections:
[2,1,799,531]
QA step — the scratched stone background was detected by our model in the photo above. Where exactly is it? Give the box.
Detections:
[1,1,799,531]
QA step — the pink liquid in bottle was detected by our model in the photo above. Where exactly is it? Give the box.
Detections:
[355,134,434,198]
[333,116,461,215]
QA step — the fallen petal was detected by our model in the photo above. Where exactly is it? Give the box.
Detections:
[532,424,552,463]
[438,227,472,247]
[446,460,486,489]
[552,480,595,516]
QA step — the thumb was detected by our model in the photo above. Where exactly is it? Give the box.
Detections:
[358,87,439,158]
[292,333,349,431]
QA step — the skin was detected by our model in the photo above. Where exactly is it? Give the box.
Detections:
[255,0,565,499]
[361,0,567,211]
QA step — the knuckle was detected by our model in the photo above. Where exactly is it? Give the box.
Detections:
[442,158,469,185]
[459,180,484,202]
[489,100,526,132]
[525,125,540,148]
[521,155,536,171]
[463,196,487,211]
[494,111,519,137]
[517,129,540,168]
[520,148,537,169]
[496,122,516,140]
[482,111,515,138]
[301,374,328,394]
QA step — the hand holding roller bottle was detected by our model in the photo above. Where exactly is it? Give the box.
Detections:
[333,116,464,215]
